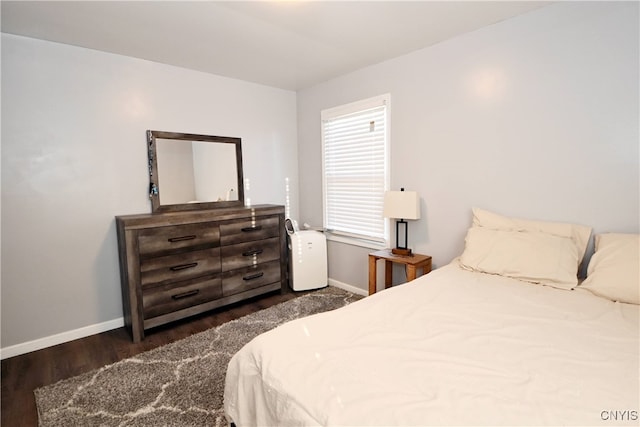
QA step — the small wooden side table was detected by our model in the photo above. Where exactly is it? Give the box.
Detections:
[368,250,432,295]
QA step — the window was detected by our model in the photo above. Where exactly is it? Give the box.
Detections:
[321,94,390,248]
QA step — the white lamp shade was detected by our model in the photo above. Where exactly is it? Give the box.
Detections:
[383,190,421,220]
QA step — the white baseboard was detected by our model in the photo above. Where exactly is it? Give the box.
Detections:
[1,317,124,360]
[329,278,368,297]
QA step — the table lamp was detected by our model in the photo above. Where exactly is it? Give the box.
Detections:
[383,188,420,256]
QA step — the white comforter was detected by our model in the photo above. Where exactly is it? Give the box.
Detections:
[224,263,639,426]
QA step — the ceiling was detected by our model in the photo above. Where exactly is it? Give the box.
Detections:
[1,1,551,91]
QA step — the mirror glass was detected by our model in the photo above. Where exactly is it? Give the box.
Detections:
[148,130,244,212]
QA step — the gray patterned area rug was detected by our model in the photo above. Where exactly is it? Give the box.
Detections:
[35,286,362,427]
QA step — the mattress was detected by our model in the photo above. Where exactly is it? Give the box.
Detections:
[224,262,639,426]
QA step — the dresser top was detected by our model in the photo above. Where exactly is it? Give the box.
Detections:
[116,204,285,229]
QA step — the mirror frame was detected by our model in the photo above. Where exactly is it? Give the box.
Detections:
[147,130,245,213]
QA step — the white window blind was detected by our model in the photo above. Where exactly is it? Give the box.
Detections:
[322,95,389,246]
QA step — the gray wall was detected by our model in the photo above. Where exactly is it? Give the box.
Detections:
[297,2,639,291]
[1,34,299,355]
[2,1,638,356]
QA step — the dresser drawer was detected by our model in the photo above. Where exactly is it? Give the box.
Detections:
[142,276,223,319]
[220,216,280,245]
[222,260,282,296]
[140,247,221,287]
[138,222,220,257]
[221,237,280,272]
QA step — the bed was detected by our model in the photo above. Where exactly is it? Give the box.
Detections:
[224,208,639,426]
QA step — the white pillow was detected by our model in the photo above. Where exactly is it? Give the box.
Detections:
[472,207,592,263]
[580,233,639,304]
[459,227,581,290]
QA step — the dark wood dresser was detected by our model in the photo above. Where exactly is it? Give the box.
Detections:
[116,204,287,342]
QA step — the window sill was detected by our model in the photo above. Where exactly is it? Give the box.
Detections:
[325,233,387,250]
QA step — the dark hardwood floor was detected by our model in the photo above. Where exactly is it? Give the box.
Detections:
[1,288,302,427]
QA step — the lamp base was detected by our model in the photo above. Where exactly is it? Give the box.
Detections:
[391,248,412,256]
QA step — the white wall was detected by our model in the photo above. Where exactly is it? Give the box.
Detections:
[297,2,639,291]
[1,34,298,356]
[156,138,197,204]
[192,142,238,202]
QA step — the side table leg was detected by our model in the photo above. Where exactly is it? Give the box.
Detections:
[368,255,377,295]
[407,265,417,281]
[384,260,393,289]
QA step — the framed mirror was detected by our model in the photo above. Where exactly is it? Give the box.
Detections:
[147,130,244,213]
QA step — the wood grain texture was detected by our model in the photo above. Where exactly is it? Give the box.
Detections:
[117,205,287,341]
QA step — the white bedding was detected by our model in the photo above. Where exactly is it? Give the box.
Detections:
[224,263,639,426]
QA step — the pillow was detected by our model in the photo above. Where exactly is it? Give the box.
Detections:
[459,227,581,290]
[580,233,639,304]
[472,207,592,262]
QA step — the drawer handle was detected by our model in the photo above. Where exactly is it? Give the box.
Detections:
[242,249,264,257]
[168,235,197,242]
[241,226,262,232]
[171,289,200,300]
[170,262,198,271]
[243,272,264,281]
